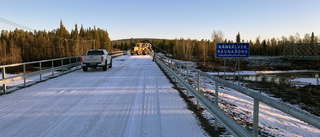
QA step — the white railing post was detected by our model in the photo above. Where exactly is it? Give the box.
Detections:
[52,60,54,77]
[23,64,26,88]
[170,60,173,79]
[179,64,182,76]
[40,62,42,81]
[174,63,177,82]
[186,68,189,96]
[253,99,259,137]
[69,58,71,71]
[61,59,64,74]
[215,83,219,131]
[179,64,182,87]
[197,73,200,109]
[2,68,6,94]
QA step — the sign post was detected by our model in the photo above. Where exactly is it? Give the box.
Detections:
[215,43,254,135]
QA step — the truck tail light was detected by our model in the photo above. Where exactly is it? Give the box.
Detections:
[101,56,104,62]
[80,57,83,62]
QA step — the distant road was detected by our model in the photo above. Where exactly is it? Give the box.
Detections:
[0,55,207,137]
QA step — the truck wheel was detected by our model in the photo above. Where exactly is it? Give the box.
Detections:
[109,59,112,68]
[103,61,107,71]
[82,66,88,72]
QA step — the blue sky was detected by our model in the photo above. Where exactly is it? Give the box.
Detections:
[1,0,319,41]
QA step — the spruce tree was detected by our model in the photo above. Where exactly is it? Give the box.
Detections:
[130,38,134,47]
[262,40,267,56]
[80,24,85,37]
[71,24,79,56]
[236,32,241,43]
[311,32,315,43]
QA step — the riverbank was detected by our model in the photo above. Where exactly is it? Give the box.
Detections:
[196,57,320,117]
[198,56,320,72]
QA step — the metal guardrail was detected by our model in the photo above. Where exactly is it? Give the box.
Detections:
[1,51,126,94]
[1,56,81,94]
[109,50,126,57]
[151,52,320,137]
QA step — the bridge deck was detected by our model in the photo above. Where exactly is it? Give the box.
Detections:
[0,55,207,137]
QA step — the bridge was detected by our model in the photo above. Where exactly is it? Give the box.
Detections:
[283,43,320,60]
[0,55,206,137]
[1,51,320,137]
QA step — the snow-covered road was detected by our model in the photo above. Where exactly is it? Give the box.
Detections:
[0,55,207,137]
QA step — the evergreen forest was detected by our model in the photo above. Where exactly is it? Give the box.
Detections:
[1,20,319,65]
[0,21,111,65]
[114,31,319,61]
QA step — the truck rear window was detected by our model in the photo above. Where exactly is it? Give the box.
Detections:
[87,51,104,55]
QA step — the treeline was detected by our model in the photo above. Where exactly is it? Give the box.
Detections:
[248,32,318,56]
[114,31,319,61]
[1,22,319,65]
[113,38,214,61]
[0,20,111,65]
